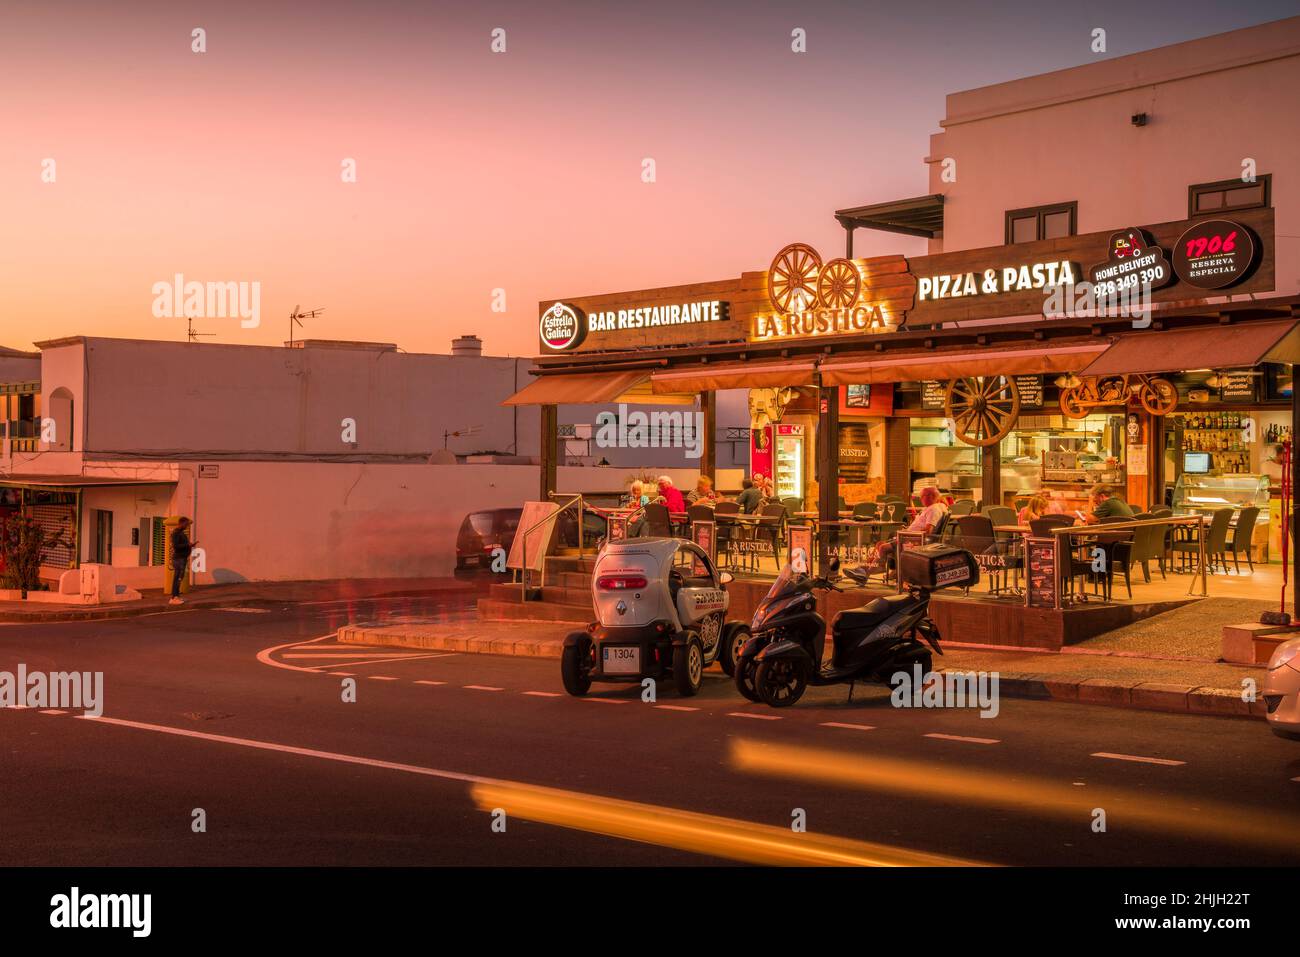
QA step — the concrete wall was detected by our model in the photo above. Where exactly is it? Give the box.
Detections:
[56,337,539,459]
[173,461,538,582]
[0,352,40,384]
[926,15,1300,297]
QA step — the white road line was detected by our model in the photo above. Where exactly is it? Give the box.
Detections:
[728,712,781,721]
[584,698,630,705]
[282,652,443,659]
[463,685,504,692]
[78,715,491,784]
[1292,776,1300,783]
[1091,751,1186,767]
[522,691,562,697]
[655,704,700,712]
[256,632,337,672]
[38,709,67,715]
[214,607,271,614]
[329,672,355,677]
[821,722,875,732]
[415,680,447,687]
[925,733,999,745]
[368,676,399,681]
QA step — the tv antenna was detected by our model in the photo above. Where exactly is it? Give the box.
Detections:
[185,316,216,343]
[443,425,483,449]
[288,304,325,346]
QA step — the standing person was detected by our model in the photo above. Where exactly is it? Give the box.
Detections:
[168,517,195,606]
[657,475,686,514]
[736,478,763,514]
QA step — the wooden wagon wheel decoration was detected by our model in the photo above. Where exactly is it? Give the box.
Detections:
[768,243,822,313]
[945,376,1021,447]
[817,258,861,308]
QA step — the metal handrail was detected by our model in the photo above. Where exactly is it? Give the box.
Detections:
[519,492,584,602]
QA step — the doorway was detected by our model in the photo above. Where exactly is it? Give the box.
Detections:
[93,509,113,564]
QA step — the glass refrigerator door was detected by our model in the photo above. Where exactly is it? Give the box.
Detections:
[775,430,804,500]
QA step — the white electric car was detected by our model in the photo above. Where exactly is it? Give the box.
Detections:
[1263,635,1300,740]
[560,538,750,697]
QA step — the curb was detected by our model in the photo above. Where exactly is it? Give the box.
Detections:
[339,623,1265,720]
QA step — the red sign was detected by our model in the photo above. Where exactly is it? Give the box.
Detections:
[1172,219,1256,289]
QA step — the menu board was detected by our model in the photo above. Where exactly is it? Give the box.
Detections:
[1014,375,1043,409]
[788,524,813,574]
[837,422,872,483]
[845,384,872,408]
[921,381,947,410]
[607,513,628,543]
[691,520,716,575]
[1025,536,1059,609]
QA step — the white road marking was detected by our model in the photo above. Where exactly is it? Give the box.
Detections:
[329,672,355,677]
[415,680,447,687]
[463,685,504,692]
[214,607,271,614]
[821,722,875,732]
[522,691,562,697]
[1092,751,1186,767]
[728,712,781,721]
[256,633,337,672]
[368,676,399,681]
[925,733,999,745]
[655,704,700,712]
[584,698,630,705]
[38,709,67,715]
[283,652,444,659]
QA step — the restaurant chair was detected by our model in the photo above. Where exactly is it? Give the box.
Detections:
[1227,506,1260,573]
[984,505,1018,545]
[950,499,976,517]
[639,502,672,539]
[955,515,1022,596]
[687,504,714,525]
[851,502,879,520]
[757,503,789,572]
[1172,507,1232,574]
[837,496,848,513]
[885,501,910,524]
[1126,515,1167,583]
[781,496,803,514]
[713,501,742,569]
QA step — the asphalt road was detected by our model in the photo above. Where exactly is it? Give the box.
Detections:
[3,595,1300,867]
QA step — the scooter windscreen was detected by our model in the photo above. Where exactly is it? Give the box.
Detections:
[763,563,803,601]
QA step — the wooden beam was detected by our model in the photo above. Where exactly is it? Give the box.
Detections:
[817,387,839,571]
[701,391,716,478]
[982,443,1001,508]
[540,404,558,502]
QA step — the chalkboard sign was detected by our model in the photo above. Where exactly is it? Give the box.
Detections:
[1219,371,1256,403]
[789,524,813,574]
[1014,374,1043,409]
[921,381,947,410]
[1025,536,1059,609]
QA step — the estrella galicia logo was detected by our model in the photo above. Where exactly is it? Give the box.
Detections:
[540,302,586,351]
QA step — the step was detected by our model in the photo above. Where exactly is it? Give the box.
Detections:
[477,598,591,623]
[1222,621,1298,664]
[558,571,594,589]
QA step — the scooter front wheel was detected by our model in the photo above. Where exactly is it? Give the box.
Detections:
[735,657,760,702]
[754,658,808,708]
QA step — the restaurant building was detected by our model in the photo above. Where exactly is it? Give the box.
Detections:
[506,16,1300,645]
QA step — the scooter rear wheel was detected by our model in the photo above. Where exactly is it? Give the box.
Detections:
[755,658,807,708]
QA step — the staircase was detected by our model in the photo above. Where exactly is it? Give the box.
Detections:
[477,554,596,623]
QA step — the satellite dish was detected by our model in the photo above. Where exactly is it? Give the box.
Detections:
[427,449,457,465]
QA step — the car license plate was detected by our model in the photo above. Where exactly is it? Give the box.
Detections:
[602,645,640,675]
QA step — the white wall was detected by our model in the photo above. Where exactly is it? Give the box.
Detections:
[926,16,1300,297]
[178,461,538,582]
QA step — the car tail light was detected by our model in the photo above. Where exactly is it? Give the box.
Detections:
[597,574,647,590]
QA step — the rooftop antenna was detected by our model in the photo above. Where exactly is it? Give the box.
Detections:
[288,304,325,346]
[185,316,216,343]
[443,425,483,449]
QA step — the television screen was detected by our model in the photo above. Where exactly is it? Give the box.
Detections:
[1184,451,1211,474]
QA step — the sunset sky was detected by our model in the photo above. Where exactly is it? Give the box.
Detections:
[2,0,1295,357]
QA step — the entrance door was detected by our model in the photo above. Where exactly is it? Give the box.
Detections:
[93,509,113,564]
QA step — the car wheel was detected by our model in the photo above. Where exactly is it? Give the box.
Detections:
[719,624,750,678]
[561,635,593,696]
[673,636,704,697]
[734,656,760,701]
[755,657,807,708]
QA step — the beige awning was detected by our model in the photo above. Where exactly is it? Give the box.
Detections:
[651,361,817,394]
[818,343,1107,385]
[503,370,694,406]
[1082,320,1300,377]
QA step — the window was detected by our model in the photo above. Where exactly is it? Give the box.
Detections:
[1189,175,1270,217]
[1005,202,1077,244]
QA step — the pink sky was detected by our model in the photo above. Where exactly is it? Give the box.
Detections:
[0,0,1291,356]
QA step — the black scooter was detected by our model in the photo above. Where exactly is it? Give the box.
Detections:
[735,547,977,708]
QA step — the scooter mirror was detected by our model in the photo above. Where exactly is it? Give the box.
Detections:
[719,571,734,585]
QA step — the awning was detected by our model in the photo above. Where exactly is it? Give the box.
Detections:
[502,371,693,406]
[650,361,818,394]
[835,194,944,240]
[1082,320,1300,377]
[819,343,1107,386]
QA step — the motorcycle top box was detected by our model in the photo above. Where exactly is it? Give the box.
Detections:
[898,544,980,591]
[560,538,751,697]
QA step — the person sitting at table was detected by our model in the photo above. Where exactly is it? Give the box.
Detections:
[1080,484,1133,525]
[1018,494,1049,525]
[687,475,720,505]
[735,478,764,515]
[657,475,686,514]
[873,486,948,568]
[627,480,645,508]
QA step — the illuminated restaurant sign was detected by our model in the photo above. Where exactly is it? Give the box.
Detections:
[917,260,1079,302]
[540,302,586,351]
[1087,227,1173,292]
[752,242,895,342]
[587,299,728,333]
[1172,219,1256,289]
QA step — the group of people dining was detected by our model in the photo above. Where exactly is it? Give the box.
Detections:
[623,472,777,516]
